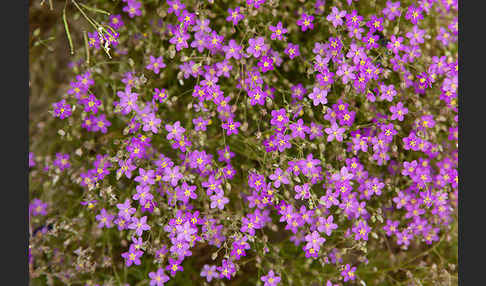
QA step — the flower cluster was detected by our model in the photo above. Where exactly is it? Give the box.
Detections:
[30,0,458,285]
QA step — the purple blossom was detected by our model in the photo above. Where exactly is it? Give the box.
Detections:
[148,268,170,286]
[166,258,184,276]
[325,122,345,142]
[297,13,314,31]
[317,215,338,236]
[52,100,72,119]
[218,259,235,279]
[222,119,241,135]
[169,30,190,51]
[121,244,143,267]
[96,208,115,229]
[327,7,346,27]
[270,108,289,129]
[146,56,166,74]
[109,14,124,29]
[201,264,219,282]
[269,22,287,40]
[162,166,183,187]
[261,270,281,286]
[390,101,408,121]
[308,87,328,106]
[210,193,230,210]
[165,121,185,141]
[226,7,244,25]
[247,37,269,58]
[383,1,401,21]
[341,264,357,282]
[128,216,151,236]
[285,43,300,59]
[123,0,142,18]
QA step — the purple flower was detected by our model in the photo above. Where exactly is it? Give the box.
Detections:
[275,132,292,152]
[166,258,184,276]
[178,10,195,29]
[223,39,243,60]
[317,215,338,236]
[134,168,155,186]
[53,153,70,171]
[327,7,346,27]
[162,166,183,187]
[128,216,151,236]
[269,168,289,188]
[167,0,185,16]
[30,199,48,216]
[390,101,408,121]
[96,208,115,228]
[169,30,190,51]
[387,35,404,54]
[175,221,197,242]
[133,185,154,206]
[117,85,139,115]
[193,116,209,131]
[308,87,328,106]
[270,109,289,129]
[210,193,230,210]
[80,94,101,114]
[90,114,111,133]
[383,1,401,21]
[269,22,287,40]
[247,0,266,9]
[261,270,281,286]
[142,113,162,133]
[379,84,397,102]
[403,132,420,151]
[116,198,136,219]
[29,152,36,168]
[226,7,244,25]
[146,56,166,74]
[309,122,323,140]
[165,121,185,141]
[193,18,211,33]
[366,15,384,33]
[406,25,426,45]
[148,268,170,286]
[109,14,124,29]
[176,182,197,203]
[405,5,423,25]
[153,88,168,103]
[87,32,101,49]
[341,264,357,282]
[52,99,72,119]
[289,119,309,139]
[285,42,300,59]
[325,122,345,142]
[258,56,274,72]
[121,244,143,267]
[304,231,325,257]
[352,220,371,241]
[294,183,310,200]
[217,146,235,164]
[201,264,219,282]
[247,37,269,58]
[218,259,235,279]
[383,219,400,236]
[364,32,380,50]
[222,119,241,135]
[123,0,142,18]
[297,13,314,31]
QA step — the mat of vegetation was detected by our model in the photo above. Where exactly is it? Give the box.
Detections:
[29,0,458,285]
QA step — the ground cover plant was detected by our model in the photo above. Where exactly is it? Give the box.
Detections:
[29,0,458,285]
